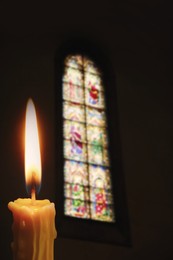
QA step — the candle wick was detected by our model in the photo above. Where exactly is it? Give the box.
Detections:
[31,188,36,204]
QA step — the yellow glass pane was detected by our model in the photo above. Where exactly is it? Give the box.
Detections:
[63,101,85,122]
[63,82,84,104]
[64,160,89,186]
[65,55,83,69]
[86,107,106,127]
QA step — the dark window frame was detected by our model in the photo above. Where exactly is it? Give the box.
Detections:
[54,39,131,245]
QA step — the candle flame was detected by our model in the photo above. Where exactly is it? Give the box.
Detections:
[25,98,41,197]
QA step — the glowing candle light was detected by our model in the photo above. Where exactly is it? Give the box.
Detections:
[25,99,41,200]
[8,99,57,260]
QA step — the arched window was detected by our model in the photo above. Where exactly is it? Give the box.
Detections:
[62,55,115,222]
[55,43,130,245]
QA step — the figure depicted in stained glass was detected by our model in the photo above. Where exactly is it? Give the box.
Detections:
[64,67,82,86]
[94,183,107,218]
[73,200,87,218]
[70,125,83,155]
[63,83,84,104]
[69,79,75,99]
[88,82,99,105]
[72,183,83,198]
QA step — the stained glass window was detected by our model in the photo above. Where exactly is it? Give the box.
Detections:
[62,55,115,222]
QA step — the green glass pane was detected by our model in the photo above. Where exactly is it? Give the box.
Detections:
[88,145,109,166]
[65,198,90,219]
[64,183,89,201]
[86,107,106,127]
[64,120,86,143]
[64,140,87,162]
[64,160,89,186]
[88,165,111,189]
[87,125,108,147]
[87,144,103,165]
[90,202,115,222]
[63,101,85,122]
[63,82,84,104]
[63,67,83,86]
[65,55,83,70]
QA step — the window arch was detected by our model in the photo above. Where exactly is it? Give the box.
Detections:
[62,55,115,222]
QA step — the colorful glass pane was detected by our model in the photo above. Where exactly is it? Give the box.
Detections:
[63,55,115,223]
[86,107,106,127]
[84,72,103,91]
[85,88,105,108]
[65,55,83,70]
[65,199,90,219]
[63,67,83,86]
[89,165,111,188]
[64,183,89,201]
[64,140,87,162]
[63,82,84,104]
[63,101,85,123]
[90,187,113,204]
[88,145,109,166]
[64,160,88,185]
[90,202,114,222]
[87,144,103,165]
[87,125,108,147]
[64,120,86,143]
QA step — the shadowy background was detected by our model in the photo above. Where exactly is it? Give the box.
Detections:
[0,1,173,259]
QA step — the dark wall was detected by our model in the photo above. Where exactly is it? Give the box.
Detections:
[0,1,173,259]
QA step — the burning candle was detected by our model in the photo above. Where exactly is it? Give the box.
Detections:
[8,99,57,260]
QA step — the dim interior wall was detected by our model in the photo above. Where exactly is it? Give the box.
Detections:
[0,13,173,260]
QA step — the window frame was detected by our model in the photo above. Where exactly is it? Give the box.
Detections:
[54,40,131,245]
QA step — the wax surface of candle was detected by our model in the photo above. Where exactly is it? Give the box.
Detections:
[8,199,57,260]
